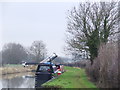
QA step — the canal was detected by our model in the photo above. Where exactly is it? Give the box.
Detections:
[0,72,36,89]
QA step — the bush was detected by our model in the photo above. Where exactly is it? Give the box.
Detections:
[86,42,119,88]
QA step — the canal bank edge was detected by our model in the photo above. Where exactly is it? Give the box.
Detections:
[41,66,97,88]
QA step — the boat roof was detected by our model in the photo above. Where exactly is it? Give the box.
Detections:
[38,62,54,66]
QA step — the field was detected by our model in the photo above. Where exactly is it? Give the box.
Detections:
[42,66,97,88]
[0,64,37,75]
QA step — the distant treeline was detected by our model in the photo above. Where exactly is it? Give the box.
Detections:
[0,41,71,65]
[0,40,47,65]
[63,60,88,68]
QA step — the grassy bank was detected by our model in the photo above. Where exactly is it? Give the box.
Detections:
[0,64,37,75]
[42,66,97,88]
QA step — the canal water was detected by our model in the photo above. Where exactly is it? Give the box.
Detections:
[0,72,37,89]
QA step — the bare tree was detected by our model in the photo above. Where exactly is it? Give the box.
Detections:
[118,1,120,88]
[0,51,2,66]
[30,41,47,62]
[2,43,27,64]
[66,2,119,65]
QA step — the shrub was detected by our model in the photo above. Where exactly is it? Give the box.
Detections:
[86,42,119,88]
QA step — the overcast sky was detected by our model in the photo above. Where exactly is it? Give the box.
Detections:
[0,2,80,57]
[0,0,115,57]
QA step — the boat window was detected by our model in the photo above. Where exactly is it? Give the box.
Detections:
[38,66,50,71]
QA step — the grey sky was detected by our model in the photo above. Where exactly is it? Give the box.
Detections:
[0,2,79,57]
[0,0,115,56]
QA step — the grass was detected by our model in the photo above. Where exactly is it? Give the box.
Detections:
[42,66,97,88]
[4,64,23,67]
[0,64,37,75]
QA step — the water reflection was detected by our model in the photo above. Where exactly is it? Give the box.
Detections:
[0,72,35,89]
